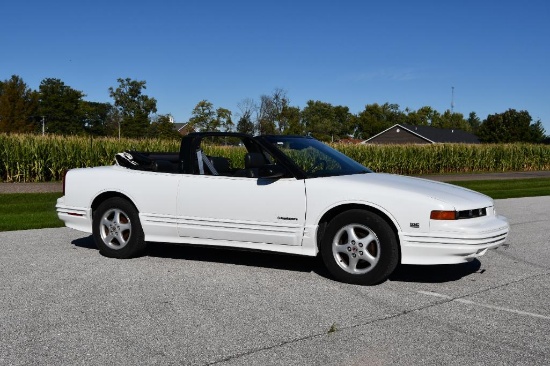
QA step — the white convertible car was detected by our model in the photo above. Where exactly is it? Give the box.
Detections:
[57,132,509,285]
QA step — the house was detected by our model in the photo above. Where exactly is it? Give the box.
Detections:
[363,124,480,144]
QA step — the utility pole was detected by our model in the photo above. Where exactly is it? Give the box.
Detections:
[41,116,45,136]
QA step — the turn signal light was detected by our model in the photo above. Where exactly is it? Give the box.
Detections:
[430,210,457,220]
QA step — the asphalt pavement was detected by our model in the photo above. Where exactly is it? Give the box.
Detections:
[0,196,549,365]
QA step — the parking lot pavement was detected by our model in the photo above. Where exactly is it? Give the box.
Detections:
[1,197,549,365]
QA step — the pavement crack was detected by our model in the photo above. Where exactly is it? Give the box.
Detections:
[208,271,550,365]
[205,297,468,365]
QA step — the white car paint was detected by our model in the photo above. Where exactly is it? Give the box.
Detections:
[57,164,509,264]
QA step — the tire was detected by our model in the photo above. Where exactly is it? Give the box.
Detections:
[320,209,399,285]
[92,197,146,259]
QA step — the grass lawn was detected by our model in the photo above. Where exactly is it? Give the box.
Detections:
[1,177,549,232]
[447,177,550,199]
[0,193,63,232]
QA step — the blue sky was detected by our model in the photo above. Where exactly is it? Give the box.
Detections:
[2,0,549,132]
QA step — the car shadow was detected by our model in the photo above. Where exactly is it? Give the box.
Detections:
[389,260,482,283]
[146,241,328,274]
[71,235,329,276]
[72,236,482,284]
[72,235,98,250]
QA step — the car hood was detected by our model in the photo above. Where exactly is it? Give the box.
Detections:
[320,173,493,210]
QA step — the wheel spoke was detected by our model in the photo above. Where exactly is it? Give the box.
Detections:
[101,216,113,227]
[362,233,375,244]
[119,222,132,231]
[335,244,350,254]
[115,232,128,246]
[362,251,377,265]
[103,232,116,244]
[114,210,125,224]
[346,227,360,244]
[348,255,360,272]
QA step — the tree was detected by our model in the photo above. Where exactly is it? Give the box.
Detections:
[256,88,289,134]
[216,107,233,132]
[81,101,113,136]
[405,106,440,127]
[38,78,85,134]
[434,110,470,131]
[103,107,123,137]
[108,78,157,138]
[257,95,277,134]
[188,100,218,132]
[467,112,481,134]
[236,113,254,135]
[281,106,303,135]
[301,101,354,140]
[333,105,354,139]
[236,98,256,135]
[477,109,535,143]
[0,75,39,133]
[149,114,181,139]
[529,120,547,143]
[355,103,406,139]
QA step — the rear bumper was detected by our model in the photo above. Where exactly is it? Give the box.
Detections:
[56,197,92,233]
[399,216,509,264]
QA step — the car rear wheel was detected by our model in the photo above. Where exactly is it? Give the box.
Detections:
[92,197,146,258]
[321,209,399,285]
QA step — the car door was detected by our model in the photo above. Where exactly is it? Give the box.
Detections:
[176,175,305,245]
[175,134,306,246]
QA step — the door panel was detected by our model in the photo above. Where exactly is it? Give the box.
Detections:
[177,175,306,246]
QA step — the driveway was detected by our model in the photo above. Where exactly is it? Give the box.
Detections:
[0,197,549,365]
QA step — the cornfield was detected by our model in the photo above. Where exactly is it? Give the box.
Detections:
[0,134,178,182]
[335,143,550,175]
[1,134,550,182]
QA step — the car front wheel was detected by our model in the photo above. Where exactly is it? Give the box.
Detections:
[92,197,146,258]
[321,209,399,285]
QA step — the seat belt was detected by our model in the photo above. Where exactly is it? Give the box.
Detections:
[196,150,218,175]
[196,150,205,175]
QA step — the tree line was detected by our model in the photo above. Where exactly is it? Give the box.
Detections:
[0,75,547,143]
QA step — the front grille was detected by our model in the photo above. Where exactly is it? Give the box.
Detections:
[457,207,487,219]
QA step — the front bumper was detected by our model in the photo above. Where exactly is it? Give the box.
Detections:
[399,215,509,264]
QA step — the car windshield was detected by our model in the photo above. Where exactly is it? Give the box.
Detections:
[264,136,372,178]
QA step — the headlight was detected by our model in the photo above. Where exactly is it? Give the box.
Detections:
[431,208,488,220]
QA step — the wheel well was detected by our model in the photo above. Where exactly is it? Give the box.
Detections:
[316,204,401,261]
[91,192,138,215]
